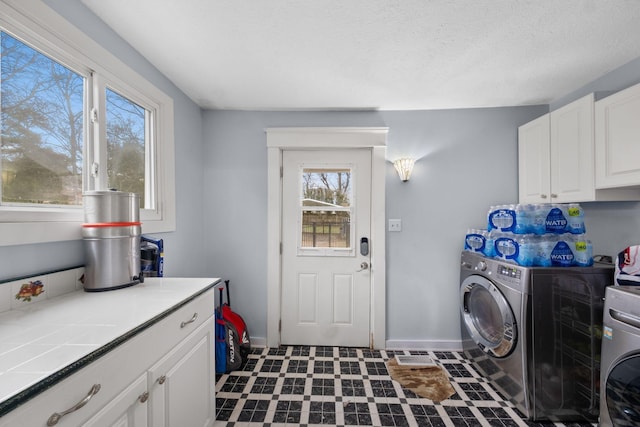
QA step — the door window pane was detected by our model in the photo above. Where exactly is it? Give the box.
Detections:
[1,32,84,206]
[106,88,146,208]
[301,168,352,249]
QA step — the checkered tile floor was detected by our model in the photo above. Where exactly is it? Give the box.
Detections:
[214,346,596,427]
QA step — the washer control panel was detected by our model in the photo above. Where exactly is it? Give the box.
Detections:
[497,264,522,280]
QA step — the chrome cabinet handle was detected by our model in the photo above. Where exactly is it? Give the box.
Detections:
[180,312,198,328]
[47,384,101,426]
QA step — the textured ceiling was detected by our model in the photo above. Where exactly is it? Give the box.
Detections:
[80,0,640,111]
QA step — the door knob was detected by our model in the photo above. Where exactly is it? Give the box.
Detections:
[357,262,369,272]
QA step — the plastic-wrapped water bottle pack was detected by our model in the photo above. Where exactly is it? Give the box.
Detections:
[464,203,592,267]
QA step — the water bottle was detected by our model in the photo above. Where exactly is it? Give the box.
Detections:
[493,231,519,263]
[529,204,547,235]
[514,204,530,234]
[572,235,593,266]
[486,206,495,231]
[488,205,517,233]
[515,234,535,266]
[545,204,569,234]
[550,236,574,267]
[482,229,496,258]
[566,203,586,234]
[464,229,486,253]
[536,234,556,267]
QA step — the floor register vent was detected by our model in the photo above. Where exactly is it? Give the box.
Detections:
[395,355,437,367]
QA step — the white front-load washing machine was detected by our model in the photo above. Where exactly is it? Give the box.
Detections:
[600,285,640,427]
[460,251,613,422]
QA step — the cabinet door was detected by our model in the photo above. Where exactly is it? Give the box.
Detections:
[595,82,640,188]
[518,114,550,203]
[549,93,595,202]
[148,316,215,427]
[83,374,148,427]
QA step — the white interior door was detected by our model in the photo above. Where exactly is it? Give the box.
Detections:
[281,149,371,347]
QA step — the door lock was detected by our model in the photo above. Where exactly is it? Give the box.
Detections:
[360,237,369,256]
[357,262,369,272]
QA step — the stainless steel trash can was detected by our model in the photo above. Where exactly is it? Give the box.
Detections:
[82,190,142,291]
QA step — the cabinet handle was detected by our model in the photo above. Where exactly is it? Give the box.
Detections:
[47,384,101,426]
[540,194,548,199]
[158,375,167,385]
[138,391,149,403]
[550,193,558,198]
[180,312,198,328]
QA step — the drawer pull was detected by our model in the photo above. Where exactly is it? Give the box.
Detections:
[158,375,167,385]
[180,312,198,328]
[47,384,101,426]
[138,391,149,403]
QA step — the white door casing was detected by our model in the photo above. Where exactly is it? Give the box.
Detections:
[266,127,387,349]
[281,149,371,347]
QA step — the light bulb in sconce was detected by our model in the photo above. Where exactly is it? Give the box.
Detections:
[393,158,415,182]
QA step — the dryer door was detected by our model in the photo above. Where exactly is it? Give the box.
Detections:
[605,354,640,425]
[460,274,517,358]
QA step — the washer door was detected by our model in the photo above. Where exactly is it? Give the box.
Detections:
[460,274,517,358]
[605,354,640,425]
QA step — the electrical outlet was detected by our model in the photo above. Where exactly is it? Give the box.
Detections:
[388,219,402,232]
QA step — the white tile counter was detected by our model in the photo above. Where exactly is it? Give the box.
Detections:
[0,277,220,417]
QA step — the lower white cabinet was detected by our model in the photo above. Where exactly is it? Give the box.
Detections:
[0,288,215,427]
[83,374,148,427]
[148,319,215,427]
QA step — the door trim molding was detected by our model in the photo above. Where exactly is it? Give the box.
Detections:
[266,127,388,349]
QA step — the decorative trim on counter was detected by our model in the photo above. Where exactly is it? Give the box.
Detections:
[1,266,86,313]
[0,265,84,285]
[0,279,220,418]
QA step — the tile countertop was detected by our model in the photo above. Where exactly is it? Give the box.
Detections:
[0,277,221,416]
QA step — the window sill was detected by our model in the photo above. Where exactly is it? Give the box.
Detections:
[0,209,175,247]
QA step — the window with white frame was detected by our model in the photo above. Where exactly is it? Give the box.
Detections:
[0,0,175,246]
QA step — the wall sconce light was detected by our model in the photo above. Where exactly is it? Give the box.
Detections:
[393,158,415,182]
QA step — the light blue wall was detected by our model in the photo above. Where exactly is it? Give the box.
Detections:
[1,0,639,347]
[201,107,547,344]
[0,0,207,281]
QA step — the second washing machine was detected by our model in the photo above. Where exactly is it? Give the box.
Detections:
[460,251,613,422]
[599,285,640,427]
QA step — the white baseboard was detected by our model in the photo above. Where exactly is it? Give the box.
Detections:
[249,337,267,348]
[384,340,462,352]
[248,337,463,352]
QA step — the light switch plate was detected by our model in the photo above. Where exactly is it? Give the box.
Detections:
[388,219,402,232]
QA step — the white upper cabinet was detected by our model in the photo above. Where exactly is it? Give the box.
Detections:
[549,93,596,202]
[518,114,551,203]
[518,94,595,203]
[595,81,640,188]
[519,93,640,203]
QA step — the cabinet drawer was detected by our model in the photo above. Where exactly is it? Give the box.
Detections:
[144,288,215,358]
